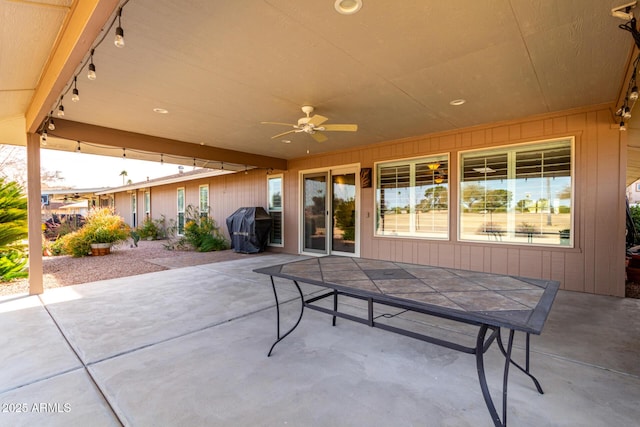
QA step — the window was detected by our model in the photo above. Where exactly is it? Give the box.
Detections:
[131,193,137,228]
[375,155,449,239]
[177,187,185,235]
[459,138,573,246]
[199,185,209,218]
[267,175,283,246]
[144,191,150,220]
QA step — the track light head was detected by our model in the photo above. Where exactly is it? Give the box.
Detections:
[631,86,639,101]
[621,120,627,131]
[48,119,55,131]
[57,104,65,117]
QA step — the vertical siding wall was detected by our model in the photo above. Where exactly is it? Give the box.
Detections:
[288,106,626,297]
[110,106,625,297]
[126,170,281,247]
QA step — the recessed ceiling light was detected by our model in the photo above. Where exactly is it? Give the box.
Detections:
[335,0,362,15]
[153,107,169,114]
[449,99,466,106]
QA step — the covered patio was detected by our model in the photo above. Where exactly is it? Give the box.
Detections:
[1,255,638,426]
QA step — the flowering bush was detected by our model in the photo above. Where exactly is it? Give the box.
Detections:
[55,208,130,257]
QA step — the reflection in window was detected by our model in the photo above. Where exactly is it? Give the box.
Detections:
[459,138,573,246]
[177,188,185,235]
[375,155,449,238]
[199,185,209,218]
[267,175,283,246]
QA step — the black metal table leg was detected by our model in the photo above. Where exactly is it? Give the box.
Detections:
[476,324,503,427]
[496,332,544,394]
[268,277,305,357]
[332,290,338,326]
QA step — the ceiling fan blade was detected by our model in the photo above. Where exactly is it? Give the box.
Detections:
[308,114,328,126]
[310,132,328,143]
[271,129,297,139]
[261,121,297,127]
[320,124,358,132]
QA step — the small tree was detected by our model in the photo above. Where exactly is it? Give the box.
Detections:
[0,179,28,280]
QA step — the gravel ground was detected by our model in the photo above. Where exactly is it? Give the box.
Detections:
[0,240,266,297]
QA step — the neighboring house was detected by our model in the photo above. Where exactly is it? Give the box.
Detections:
[98,105,623,297]
[628,180,640,205]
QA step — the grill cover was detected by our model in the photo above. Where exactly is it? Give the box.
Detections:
[226,207,272,253]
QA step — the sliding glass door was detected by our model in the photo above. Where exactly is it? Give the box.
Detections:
[301,167,358,256]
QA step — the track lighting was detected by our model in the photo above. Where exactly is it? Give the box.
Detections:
[72,77,80,102]
[41,129,47,143]
[48,118,55,131]
[57,98,65,117]
[631,86,639,101]
[624,106,632,120]
[621,120,627,131]
[114,8,125,48]
[88,49,97,80]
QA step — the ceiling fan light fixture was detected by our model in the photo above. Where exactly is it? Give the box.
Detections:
[334,0,362,15]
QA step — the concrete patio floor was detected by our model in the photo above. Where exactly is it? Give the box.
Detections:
[0,254,639,426]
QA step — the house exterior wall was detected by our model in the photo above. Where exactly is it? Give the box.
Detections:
[627,179,640,204]
[109,105,626,297]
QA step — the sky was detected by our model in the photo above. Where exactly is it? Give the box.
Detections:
[41,149,187,189]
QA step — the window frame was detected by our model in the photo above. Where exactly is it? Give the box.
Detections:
[144,190,150,221]
[267,174,284,247]
[177,187,185,236]
[457,137,575,247]
[374,153,450,240]
[199,184,209,218]
[131,192,137,228]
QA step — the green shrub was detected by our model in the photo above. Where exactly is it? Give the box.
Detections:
[0,179,28,280]
[58,231,92,257]
[182,206,229,252]
[137,218,159,239]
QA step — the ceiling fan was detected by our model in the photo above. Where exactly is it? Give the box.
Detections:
[262,105,358,143]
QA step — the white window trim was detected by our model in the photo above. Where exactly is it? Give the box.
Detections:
[457,136,575,248]
[199,184,209,216]
[373,153,450,240]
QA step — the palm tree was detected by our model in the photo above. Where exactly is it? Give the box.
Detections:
[119,170,128,185]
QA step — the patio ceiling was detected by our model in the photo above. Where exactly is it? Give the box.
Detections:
[1,0,639,177]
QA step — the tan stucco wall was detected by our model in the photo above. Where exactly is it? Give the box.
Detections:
[111,105,626,297]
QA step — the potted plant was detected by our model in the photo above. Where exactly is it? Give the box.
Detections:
[82,208,131,255]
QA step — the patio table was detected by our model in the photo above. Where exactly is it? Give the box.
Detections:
[254,256,559,427]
